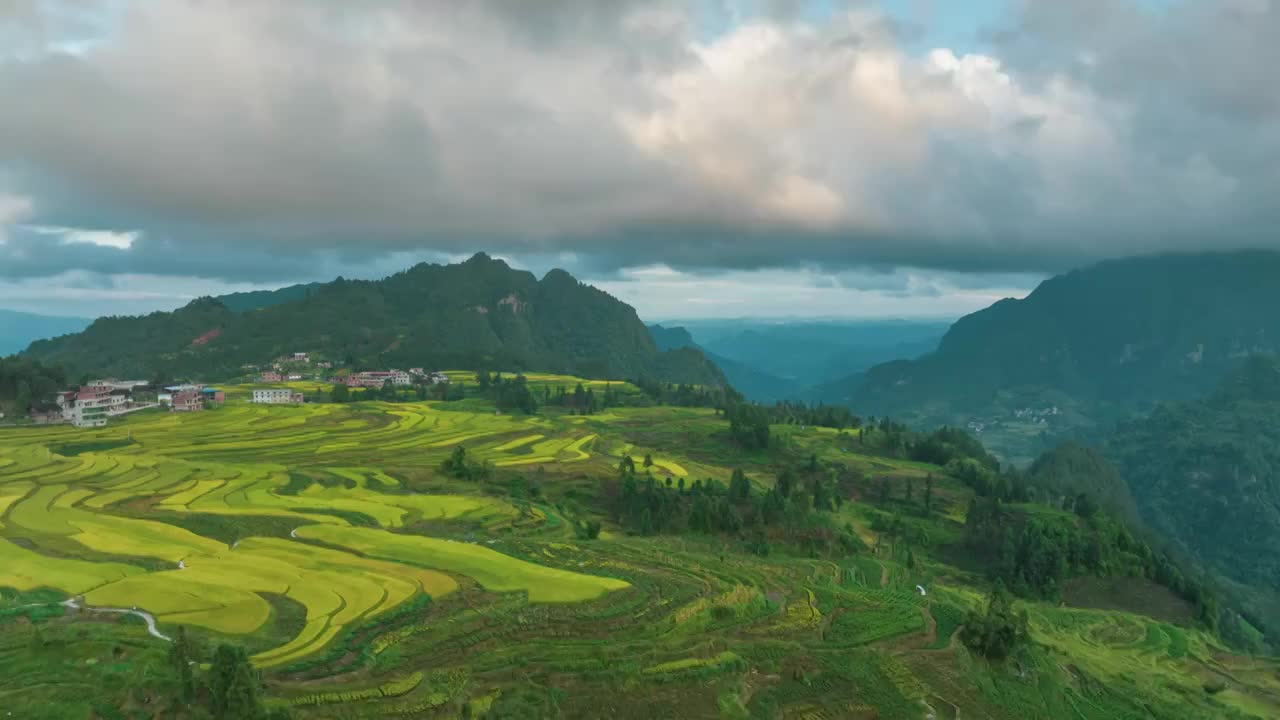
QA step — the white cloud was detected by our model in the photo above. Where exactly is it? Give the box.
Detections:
[0,192,33,244]
[594,264,1040,320]
[24,224,138,249]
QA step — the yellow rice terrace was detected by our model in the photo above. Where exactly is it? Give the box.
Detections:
[0,374,1276,719]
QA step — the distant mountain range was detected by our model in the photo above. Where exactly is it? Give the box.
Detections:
[853,250,1280,461]
[22,253,727,387]
[0,309,92,357]
[648,319,947,404]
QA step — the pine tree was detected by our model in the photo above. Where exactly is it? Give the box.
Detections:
[209,644,262,720]
[776,468,795,499]
[168,626,195,702]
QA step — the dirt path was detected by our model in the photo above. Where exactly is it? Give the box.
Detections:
[62,596,171,641]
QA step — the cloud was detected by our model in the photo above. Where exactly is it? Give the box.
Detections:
[23,224,137,249]
[593,264,1038,320]
[0,0,1276,293]
[0,191,33,244]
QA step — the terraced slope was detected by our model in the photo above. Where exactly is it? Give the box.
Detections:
[1,390,1277,719]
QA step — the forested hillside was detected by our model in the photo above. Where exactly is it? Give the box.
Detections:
[855,250,1280,460]
[0,357,66,418]
[23,254,726,387]
[1107,355,1280,642]
[216,282,324,313]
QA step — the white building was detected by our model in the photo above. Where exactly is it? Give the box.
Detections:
[57,386,128,427]
[252,389,304,404]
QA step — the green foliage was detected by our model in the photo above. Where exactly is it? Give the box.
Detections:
[209,643,263,719]
[0,356,66,416]
[963,495,1215,625]
[725,402,771,449]
[1108,354,1280,647]
[962,583,1029,660]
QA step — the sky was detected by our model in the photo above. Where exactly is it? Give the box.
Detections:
[1,0,1276,320]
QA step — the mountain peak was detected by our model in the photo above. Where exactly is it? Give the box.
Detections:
[541,268,578,286]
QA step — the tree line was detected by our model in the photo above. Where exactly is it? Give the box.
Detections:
[963,496,1219,629]
[603,454,862,557]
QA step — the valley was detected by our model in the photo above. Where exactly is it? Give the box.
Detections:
[2,374,1277,718]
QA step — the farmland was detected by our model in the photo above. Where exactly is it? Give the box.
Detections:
[1,381,1278,719]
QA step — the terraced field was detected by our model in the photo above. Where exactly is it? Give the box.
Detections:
[1,388,1277,719]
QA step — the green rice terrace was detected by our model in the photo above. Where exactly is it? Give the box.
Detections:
[1,373,1277,719]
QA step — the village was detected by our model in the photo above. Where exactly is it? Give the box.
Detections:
[26,352,451,428]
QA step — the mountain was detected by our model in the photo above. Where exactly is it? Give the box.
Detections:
[216,282,325,313]
[1106,354,1280,635]
[0,309,92,356]
[647,320,945,404]
[682,319,947,388]
[23,254,727,387]
[854,250,1280,461]
[648,323,799,401]
[1025,442,1138,520]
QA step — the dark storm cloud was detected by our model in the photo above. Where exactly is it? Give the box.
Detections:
[0,0,1278,287]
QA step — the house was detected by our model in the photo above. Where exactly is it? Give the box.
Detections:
[292,352,309,362]
[252,389,304,404]
[316,361,332,369]
[89,379,150,392]
[286,373,303,381]
[58,386,127,427]
[200,387,226,404]
[159,384,203,405]
[171,390,204,413]
[427,372,450,385]
[343,370,413,388]
[258,372,284,383]
[409,367,425,376]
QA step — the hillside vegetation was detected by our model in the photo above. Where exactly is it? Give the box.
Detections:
[1,375,1276,719]
[1107,355,1280,643]
[854,250,1280,461]
[22,254,726,388]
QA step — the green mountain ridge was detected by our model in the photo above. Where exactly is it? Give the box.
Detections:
[22,254,727,387]
[854,249,1280,462]
[216,282,326,313]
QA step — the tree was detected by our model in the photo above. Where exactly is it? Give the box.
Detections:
[905,477,914,504]
[208,644,262,720]
[728,468,750,502]
[961,582,1029,660]
[168,626,195,702]
[643,453,653,468]
[878,476,891,503]
[776,468,795,499]
[924,474,934,514]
